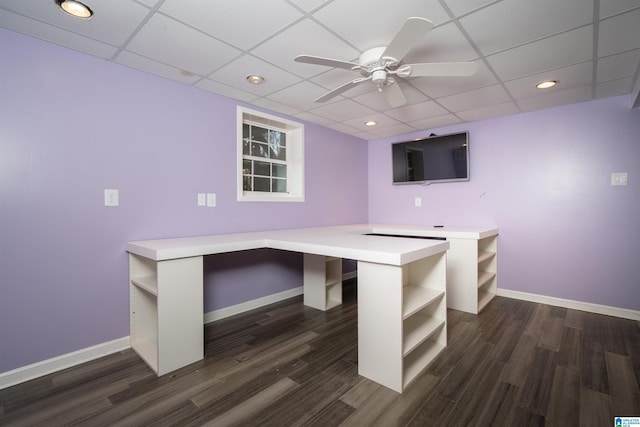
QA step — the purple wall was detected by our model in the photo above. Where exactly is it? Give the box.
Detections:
[0,29,368,373]
[369,96,640,311]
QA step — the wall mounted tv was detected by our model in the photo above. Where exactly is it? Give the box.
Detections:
[392,131,469,185]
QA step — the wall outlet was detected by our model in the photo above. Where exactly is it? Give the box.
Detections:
[104,189,119,206]
[197,193,206,206]
[611,172,628,186]
[415,197,422,207]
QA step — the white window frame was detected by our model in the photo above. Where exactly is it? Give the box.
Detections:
[237,106,304,202]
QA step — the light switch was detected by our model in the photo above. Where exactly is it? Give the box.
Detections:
[611,172,628,186]
[206,193,216,207]
[415,197,422,207]
[104,189,119,206]
[197,193,206,206]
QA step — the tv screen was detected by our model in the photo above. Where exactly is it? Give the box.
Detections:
[392,132,469,184]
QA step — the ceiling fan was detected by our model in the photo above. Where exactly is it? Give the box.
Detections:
[295,17,478,108]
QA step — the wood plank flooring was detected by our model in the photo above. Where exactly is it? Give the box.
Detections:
[1,279,639,426]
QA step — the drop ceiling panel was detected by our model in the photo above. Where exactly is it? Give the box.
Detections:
[159,0,303,50]
[195,79,260,103]
[486,26,593,81]
[0,0,150,45]
[342,113,402,132]
[595,78,633,99]
[504,62,593,100]
[0,9,117,58]
[599,1,640,18]
[385,101,449,122]
[310,99,376,121]
[125,14,241,76]
[266,81,336,111]
[408,114,462,130]
[409,61,498,98]
[517,86,593,112]
[442,0,500,17]
[116,50,202,84]
[460,0,594,54]
[209,55,302,96]
[251,19,361,78]
[312,0,450,52]
[288,0,330,13]
[437,84,511,112]
[598,8,640,57]
[597,50,640,82]
[457,101,519,122]
[2,0,639,140]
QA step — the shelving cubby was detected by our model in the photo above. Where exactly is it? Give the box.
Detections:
[303,254,343,311]
[357,250,447,393]
[477,235,497,312]
[129,254,204,376]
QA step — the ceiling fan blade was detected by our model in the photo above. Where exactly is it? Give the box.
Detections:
[315,77,369,103]
[405,62,478,77]
[381,17,433,63]
[383,80,407,108]
[295,55,359,71]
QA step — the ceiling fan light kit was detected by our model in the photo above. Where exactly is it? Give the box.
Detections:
[295,17,478,108]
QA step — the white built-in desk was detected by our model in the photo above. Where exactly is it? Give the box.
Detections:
[126,224,497,392]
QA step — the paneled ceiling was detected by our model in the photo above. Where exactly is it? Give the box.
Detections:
[1,0,639,139]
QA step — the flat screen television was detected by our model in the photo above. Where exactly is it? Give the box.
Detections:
[392,131,469,185]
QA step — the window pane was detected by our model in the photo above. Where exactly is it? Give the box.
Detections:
[243,159,252,175]
[252,126,268,143]
[272,178,287,193]
[268,130,286,160]
[272,163,286,178]
[253,177,270,192]
[243,139,251,156]
[251,142,269,158]
[243,175,252,191]
[254,160,270,176]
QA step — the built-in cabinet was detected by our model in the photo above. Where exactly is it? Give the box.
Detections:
[303,254,343,311]
[129,254,203,376]
[357,251,446,393]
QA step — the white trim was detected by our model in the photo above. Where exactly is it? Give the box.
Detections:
[203,273,356,323]
[497,288,640,321]
[204,286,304,323]
[1,273,354,390]
[0,336,130,390]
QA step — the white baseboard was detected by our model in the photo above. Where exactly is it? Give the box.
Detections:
[497,288,640,321]
[0,273,353,390]
[0,336,130,391]
[204,286,304,324]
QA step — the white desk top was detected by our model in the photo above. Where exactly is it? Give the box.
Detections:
[126,224,498,266]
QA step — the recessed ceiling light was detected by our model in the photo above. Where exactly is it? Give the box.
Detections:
[536,80,557,89]
[364,120,377,126]
[246,75,265,84]
[55,0,93,19]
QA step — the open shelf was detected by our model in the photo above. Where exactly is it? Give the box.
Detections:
[303,254,343,311]
[131,276,158,296]
[478,250,496,263]
[403,312,445,356]
[477,271,496,289]
[403,327,446,388]
[403,286,444,319]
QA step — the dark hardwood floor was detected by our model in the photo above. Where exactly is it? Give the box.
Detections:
[1,279,639,426]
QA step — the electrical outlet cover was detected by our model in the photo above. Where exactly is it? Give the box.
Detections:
[104,189,119,206]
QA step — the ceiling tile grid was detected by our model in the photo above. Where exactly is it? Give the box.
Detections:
[1,0,639,139]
